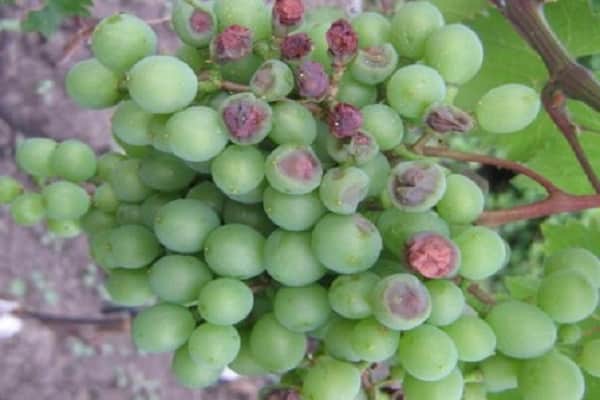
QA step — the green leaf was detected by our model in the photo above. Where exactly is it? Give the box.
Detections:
[542,219,600,257]
[21,0,93,37]
[428,0,489,23]
[591,0,600,13]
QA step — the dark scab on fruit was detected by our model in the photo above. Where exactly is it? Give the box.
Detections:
[280,33,312,61]
[390,162,443,208]
[213,25,253,63]
[328,103,363,138]
[406,232,460,279]
[296,61,330,100]
[277,150,320,181]
[385,279,429,318]
[222,98,269,141]
[273,0,305,26]
[426,105,474,134]
[326,19,359,64]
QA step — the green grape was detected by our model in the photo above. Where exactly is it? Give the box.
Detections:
[361,104,404,151]
[111,100,153,146]
[15,137,56,177]
[167,106,229,162]
[390,1,444,59]
[425,280,465,327]
[175,44,204,71]
[376,208,449,258]
[96,152,125,181]
[226,181,266,204]
[462,383,486,400]
[351,317,400,362]
[328,272,379,319]
[476,84,541,134]
[186,159,212,174]
[544,247,600,288]
[319,166,370,215]
[424,24,483,85]
[558,324,582,345]
[371,273,431,331]
[113,135,154,159]
[140,193,180,228]
[230,332,269,376]
[220,53,263,84]
[273,284,332,332]
[138,152,195,192]
[324,318,361,362]
[265,144,323,195]
[188,323,240,367]
[486,300,557,359]
[105,268,153,306]
[265,230,327,287]
[370,257,407,278]
[91,13,156,73]
[358,153,391,197]
[455,226,507,281]
[127,55,198,114]
[313,120,336,168]
[47,218,81,238]
[223,199,275,235]
[250,313,307,373]
[147,114,171,153]
[109,224,161,269]
[302,357,362,400]
[518,351,585,400]
[187,181,225,214]
[170,346,222,389]
[336,72,378,108]
[10,193,45,226]
[149,255,213,304]
[403,368,464,400]
[89,229,118,269]
[197,278,254,325]
[269,100,317,145]
[351,11,391,48]
[81,209,117,236]
[42,181,90,220]
[350,44,399,85]
[537,270,599,323]
[396,324,458,381]
[312,213,382,274]
[386,65,446,119]
[263,186,326,231]
[109,158,153,203]
[0,176,23,204]
[579,339,600,377]
[204,224,265,279]
[131,303,195,353]
[154,199,220,253]
[214,0,272,41]
[436,174,485,224]
[65,58,123,109]
[48,139,96,182]
[171,0,216,48]
[250,60,295,102]
[211,145,265,196]
[442,316,496,362]
[93,183,119,213]
[480,354,519,393]
[116,203,144,225]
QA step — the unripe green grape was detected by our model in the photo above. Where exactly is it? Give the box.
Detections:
[263,187,326,232]
[250,313,307,373]
[167,106,228,162]
[442,316,496,362]
[455,226,507,280]
[370,257,406,278]
[476,84,541,134]
[139,193,179,228]
[313,120,336,168]
[0,176,23,204]
[42,181,90,220]
[319,167,370,215]
[105,268,153,306]
[358,153,391,197]
[312,213,382,274]
[109,224,161,269]
[336,72,378,108]
[93,184,118,213]
[117,203,144,226]
[486,300,557,359]
[480,354,519,393]
[371,274,431,331]
[579,339,600,377]
[518,351,585,400]
[147,114,171,153]
[436,174,484,224]
[65,58,123,109]
[131,303,195,353]
[361,104,404,151]
[265,144,323,195]
[230,332,269,376]
[223,199,275,235]
[81,209,117,237]
[175,44,204,71]
[425,280,465,327]
[544,247,600,288]
[204,224,265,279]
[462,383,486,400]
[187,181,225,214]
[170,346,222,389]
[220,53,264,84]
[10,193,45,226]
[47,218,81,238]
[197,278,254,325]
[387,65,447,119]
[226,181,266,204]
[390,1,444,59]
[351,11,391,48]
[269,100,317,145]
[91,13,157,73]
[89,229,118,269]
[211,145,265,196]
[188,323,240,367]
[351,317,400,362]
[149,255,213,305]
[171,0,216,48]
[396,324,458,381]
[127,56,198,114]
[387,160,447,212]
[302,357,362,400]
[350,44,399,85]
[250,60,295,102]
[308,23,332,73]
[273,284,332,333]
[113,135,153,159]
[537,270,598,323]
[324,318,361,362]
[185,159,212,174]
[403,368,464,400]
[111,100,153,146]
[424,24,483,85]
[214,0,272,41]
[265,230,327,287]
[109,159,153,203]
[328,272,379,319]
[138,152,195,192]
[16,137,57,178]
[96,152,125,181]
[154,199,220,254]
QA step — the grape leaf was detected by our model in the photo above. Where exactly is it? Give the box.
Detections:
[542,219,600,257]
[428,0,489,23]
[591,0,600,13]
[21,0,93,37]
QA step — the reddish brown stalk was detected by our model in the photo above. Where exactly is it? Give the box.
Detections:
[467,283,497,305]
[220,80,251,92]
[15,308,129,329]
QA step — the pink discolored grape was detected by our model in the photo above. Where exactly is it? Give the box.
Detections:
[296,61,330,100]
[406,232,460,279]
[266,145,323,194]
[326,19,359,65]
[426,106,474,134]
[212,25,253,63]
[328,103,363,138]
[280,32,312,61]
[387,161,446,212]
[273,0,304,26]
[220,93,272,144]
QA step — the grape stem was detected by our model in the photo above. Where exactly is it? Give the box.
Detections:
[467,283,497,306]
[13,307,129,330]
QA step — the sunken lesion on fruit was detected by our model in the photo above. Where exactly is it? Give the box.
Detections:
[220,93,271,143]
[425,105,474,134]
[213,25,253,63]
[406,232,460,279]
[326,19,359,64]
[277,149,321,182]
[252,64,276,93]
[361,46,390,68]
[384,278,430,319]
[296,61,330,99]
[328,103,363,138]
[273,0,305,27]
[389,161,444,208]
[280,32,312,61]
[189,9,214,34]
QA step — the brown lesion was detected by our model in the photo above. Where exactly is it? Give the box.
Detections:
[277,149,321,181]
[384,280,429,318]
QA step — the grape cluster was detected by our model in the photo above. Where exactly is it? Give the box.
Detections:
[1,1,598,399]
